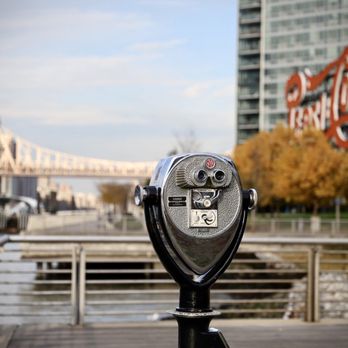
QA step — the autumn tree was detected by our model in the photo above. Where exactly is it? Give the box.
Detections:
[233,125,295,208]
[233,125,347,214]
[98,183,131,214]
[272,128,342,214]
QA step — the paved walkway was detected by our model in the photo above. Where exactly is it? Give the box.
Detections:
[1,320,348,348]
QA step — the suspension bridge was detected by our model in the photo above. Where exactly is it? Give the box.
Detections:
[0,128,157,179]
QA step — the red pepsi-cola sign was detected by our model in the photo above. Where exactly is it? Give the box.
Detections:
[285,47,348,148]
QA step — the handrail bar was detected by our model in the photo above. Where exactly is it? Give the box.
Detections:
[2,234,348,245]
[5,235,150,243]
[244,237,348,245]
[249,218,348,222]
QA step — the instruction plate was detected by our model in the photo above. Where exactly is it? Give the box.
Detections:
[190,209,217,228]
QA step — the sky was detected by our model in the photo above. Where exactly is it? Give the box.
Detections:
[0,0,238,191]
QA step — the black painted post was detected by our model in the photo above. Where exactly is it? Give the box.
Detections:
[171,287,229,348]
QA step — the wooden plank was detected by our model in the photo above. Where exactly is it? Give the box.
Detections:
[0,325,17,348]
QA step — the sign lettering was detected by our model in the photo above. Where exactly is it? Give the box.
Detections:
[285,47,348,148]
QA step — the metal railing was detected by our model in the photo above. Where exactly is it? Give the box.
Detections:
[0,235,347,325]
[25,213,348,237]
[246,218,348,236]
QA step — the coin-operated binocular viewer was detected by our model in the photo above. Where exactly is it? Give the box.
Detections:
[135,153,257,348]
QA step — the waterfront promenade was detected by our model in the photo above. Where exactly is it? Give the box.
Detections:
[1,229,347,347]
[1,320,348,348]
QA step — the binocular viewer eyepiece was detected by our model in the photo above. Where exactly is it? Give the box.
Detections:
[135,153,257,348]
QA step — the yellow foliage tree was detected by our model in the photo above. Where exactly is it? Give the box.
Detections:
[234,125,346,214]
[98,183,130,214]
[272,128,342,214]
[234,125,295,208]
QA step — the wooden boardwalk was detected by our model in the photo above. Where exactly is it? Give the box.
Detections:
[1,320,348,348]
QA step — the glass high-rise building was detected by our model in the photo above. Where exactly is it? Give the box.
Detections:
[237,0,348,143]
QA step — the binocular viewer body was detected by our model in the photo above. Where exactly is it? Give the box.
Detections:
[135,153,256,289]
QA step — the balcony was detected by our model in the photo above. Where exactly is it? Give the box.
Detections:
[239,49,260,56]
[238,108,259,115]
[238,123,259,130]
[238,94,259,100]
[239,1,261,10]
[239,16,261,24]
[239,64,260,71]
[239,31,261,39]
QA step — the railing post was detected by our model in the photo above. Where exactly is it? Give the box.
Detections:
[306,247,320,322]
[270,219,275,234]
[79,247,86,325]
[331,221,336,236]
[122,215,127,233]
[298,219,304,233]
[330,220,340,236]
[71,245,79,325]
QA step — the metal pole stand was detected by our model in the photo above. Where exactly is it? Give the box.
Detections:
[169,287,230,348]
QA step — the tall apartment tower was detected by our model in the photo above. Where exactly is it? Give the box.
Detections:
[237,0,348,143]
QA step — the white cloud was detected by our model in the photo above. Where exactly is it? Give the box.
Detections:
[0,55,235,130]
[0,55,186,90]
[212,83,235,98]
[183,81,236,99]
[183,82,211,98]
[128,39,187,53]
[137,0,199,7]
[0,9,152,34]
[0,9,153,53]
[0,56,132,89]
[0,103,145,126]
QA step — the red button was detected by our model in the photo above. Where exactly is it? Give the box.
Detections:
[205,158,216,169]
